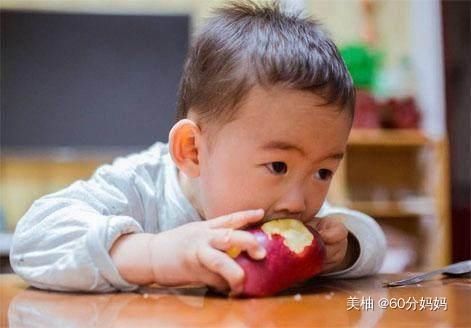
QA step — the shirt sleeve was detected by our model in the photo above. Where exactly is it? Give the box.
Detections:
[317,202,387,278]
[9,144,165,292]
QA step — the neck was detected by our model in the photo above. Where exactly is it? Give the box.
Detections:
[177,169,205,219]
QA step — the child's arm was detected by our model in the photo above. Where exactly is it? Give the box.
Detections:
[110,210,266,294]
[9,145,166,292]
[316,202,387,277]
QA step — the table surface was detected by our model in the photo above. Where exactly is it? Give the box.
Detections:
[1,273,470,327]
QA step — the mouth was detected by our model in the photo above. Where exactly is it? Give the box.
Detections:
[261,215,303,224]
[242,216,308,231]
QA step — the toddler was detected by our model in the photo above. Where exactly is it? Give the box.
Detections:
[11,1,386,295]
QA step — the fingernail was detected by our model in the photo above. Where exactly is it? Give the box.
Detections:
[255,247,266,259]
[252,209,264,216]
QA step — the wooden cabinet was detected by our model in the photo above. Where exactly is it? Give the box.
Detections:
[328,129,451,271]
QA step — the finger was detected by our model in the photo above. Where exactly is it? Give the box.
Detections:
[317,216,342,230]
[207,209,264,229]
[318,225,348,245]
[307,217,322,230]
[197,246,245,295]
[199,271,230,293]
[323,240,348,266]
[210,229,266,260]
[315,218,330,231]
[322,245,347,274]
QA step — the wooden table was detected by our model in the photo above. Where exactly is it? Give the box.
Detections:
[1,273,469,327]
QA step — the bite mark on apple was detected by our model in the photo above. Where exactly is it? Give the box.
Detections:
[261,219,313,254]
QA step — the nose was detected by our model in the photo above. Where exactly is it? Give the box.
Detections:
[273,185,307,218]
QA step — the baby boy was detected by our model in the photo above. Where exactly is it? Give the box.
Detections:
[11,1,386,295]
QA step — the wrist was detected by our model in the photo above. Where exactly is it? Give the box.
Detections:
[110,233,156,285]
[147,230,186,287]
[148,233,164,285]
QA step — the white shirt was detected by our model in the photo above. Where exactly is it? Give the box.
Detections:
[10,142,386,292]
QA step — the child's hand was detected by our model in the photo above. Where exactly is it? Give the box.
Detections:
[312,216,356,274]
[149,209,266,295]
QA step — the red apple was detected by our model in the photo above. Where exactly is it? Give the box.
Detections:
[228,219,325,297]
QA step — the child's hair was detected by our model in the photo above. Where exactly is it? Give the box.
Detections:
[176,0,355,126]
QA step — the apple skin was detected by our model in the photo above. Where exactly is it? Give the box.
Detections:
[234,221,325,297]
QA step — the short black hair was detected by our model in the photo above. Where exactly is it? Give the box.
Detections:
[176,0,355,125]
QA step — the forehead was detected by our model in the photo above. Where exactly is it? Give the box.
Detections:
[222,86,351,152]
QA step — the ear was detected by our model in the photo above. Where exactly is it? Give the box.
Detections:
[168,119,201,178]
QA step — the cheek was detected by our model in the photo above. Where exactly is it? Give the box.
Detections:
[199,152,269,218]
[198,152,260,218]
[306,183,332,216]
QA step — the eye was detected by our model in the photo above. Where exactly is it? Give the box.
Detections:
[315,168,333,181]
[266,162,288,175]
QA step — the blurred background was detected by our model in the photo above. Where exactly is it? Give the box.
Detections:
[0,0,469,274]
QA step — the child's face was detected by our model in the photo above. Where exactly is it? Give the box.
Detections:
[196,85,351,223]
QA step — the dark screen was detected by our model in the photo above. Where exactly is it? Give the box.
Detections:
[1,10,189,147]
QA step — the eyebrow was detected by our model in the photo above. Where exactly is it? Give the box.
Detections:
[259,140,344,161]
